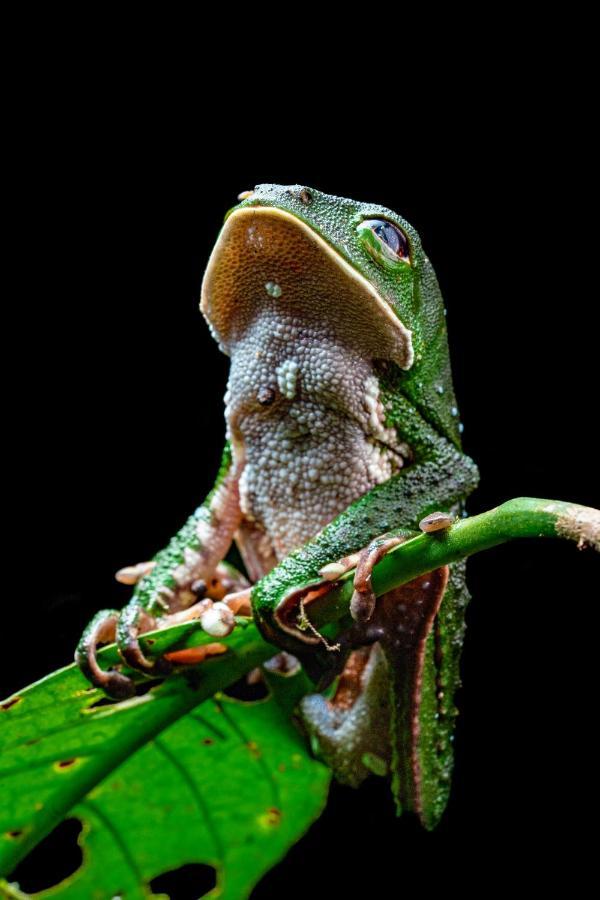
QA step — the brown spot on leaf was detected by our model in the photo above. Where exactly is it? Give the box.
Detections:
[1,696,22,711]
[260,806,281,828]
[247,740,261,758]
[6,829,24,839]
[55,758,78,770]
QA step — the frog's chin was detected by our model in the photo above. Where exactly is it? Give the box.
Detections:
[200,206,414,371]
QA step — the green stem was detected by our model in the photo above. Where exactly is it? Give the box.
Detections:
[309,497,599,629]
[95,497,598,662]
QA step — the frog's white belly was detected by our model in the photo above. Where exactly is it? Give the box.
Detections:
[225,311,407,561]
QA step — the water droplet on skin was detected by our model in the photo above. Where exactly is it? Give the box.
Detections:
[265,281,282,298]
[451,406,458,417]
[458,422,464,433]
[436,384,444,395]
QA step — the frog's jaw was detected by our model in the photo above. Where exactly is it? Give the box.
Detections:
[200,207,414,370]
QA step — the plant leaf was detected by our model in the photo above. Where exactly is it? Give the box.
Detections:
[15,692,330,899]
[0,623,329,897]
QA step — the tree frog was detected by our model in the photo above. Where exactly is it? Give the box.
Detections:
[76,184,479,829]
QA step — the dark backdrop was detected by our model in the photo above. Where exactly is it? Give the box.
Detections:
[7,107,598,897]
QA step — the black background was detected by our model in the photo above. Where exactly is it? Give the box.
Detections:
[6,65,598,897]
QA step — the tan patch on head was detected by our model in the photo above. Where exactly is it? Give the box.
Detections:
[201,206,413,369]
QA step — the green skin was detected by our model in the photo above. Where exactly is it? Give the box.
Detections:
[77,184,480,829]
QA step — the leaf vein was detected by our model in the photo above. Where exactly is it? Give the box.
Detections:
[153,736,225,860]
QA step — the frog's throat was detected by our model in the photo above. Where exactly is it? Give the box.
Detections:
[200,206,414,371]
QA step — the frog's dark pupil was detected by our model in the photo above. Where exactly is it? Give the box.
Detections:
[371,220,408,258]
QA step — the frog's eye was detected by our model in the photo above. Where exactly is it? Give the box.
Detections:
[357,219,411,268]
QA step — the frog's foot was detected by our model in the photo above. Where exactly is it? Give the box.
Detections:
[75,601,170,699]
[350,535,406,623]
[115,601,171,677]
[300,645,392,787]
[76,583,253,698]
[111,562,249,683]
[75,609,138,699]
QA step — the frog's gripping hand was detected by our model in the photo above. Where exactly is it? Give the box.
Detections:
[75,446,246,698]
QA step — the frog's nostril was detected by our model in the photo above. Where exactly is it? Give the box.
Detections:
[299,188,313,205]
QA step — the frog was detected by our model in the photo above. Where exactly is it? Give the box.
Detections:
[76,184,480,829]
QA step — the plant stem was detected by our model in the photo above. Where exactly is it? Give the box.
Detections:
[121,497,597,655]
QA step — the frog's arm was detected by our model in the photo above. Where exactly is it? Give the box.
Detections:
[76,443,247,698]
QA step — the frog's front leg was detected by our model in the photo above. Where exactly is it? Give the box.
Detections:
[75,446,246,698]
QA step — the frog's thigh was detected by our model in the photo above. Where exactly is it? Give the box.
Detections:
[301,567,449,799]
[300,645,392,787]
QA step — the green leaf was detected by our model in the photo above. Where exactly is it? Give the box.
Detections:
[0,624,330,898]
[30,695,329,899]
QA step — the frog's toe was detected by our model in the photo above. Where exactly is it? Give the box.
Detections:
[318,552,361,582]
[115,601,172,678]
[350,535,406,623]
[75,609,136,699]
[115,560,156,585]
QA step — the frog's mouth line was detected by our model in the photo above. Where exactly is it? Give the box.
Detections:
[200,206,414,371]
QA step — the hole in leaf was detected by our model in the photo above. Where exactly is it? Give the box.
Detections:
[150,863,217,898]
[223,675,269,703]
[9,818,83,892]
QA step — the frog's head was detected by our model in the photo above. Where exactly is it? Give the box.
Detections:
[201,184,459,445]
